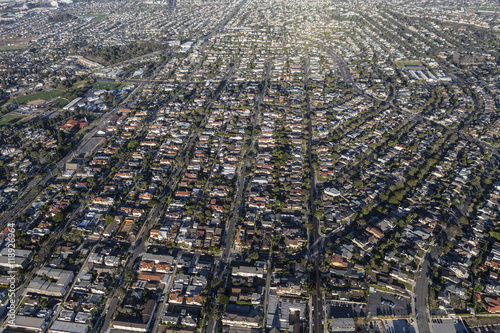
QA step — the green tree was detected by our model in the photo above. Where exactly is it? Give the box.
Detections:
[87,177,96,187]
[147,199,159,207]
[124,269,136,282]
[53,212,65,223]
[218,295,230,305]
[248,252,259,261]
[117,287,127,298]
[127,140,139,150]
[105,215,114,226]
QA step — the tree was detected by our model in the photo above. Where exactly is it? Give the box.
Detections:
[248,252,259,261]
[127,140,139,150]
[105,215,114,226]
[458,216,469,226]
[87,177,96,187]
[356,218,367,226]
[147,199,159,207]
[314,211,323,219]
[124,269,136,282]
[441,240,454,255]
[53,212,65,223]
[218,295,230,306]
[117,287,127,298]
[353,179,364,189]
[62,230,83,243]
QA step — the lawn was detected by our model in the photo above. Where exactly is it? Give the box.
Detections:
[53,98,70,108]
[8,90,63,105]
[471,6,500,12]
[93,82,121,90]
[368,283,408,297]
[0,113,27,126]
[93,82,134,90]
[0,45,26,52]
[0,38,29,52]
[119,82,135,88]
[91,14,107,22]
[464,316,500,327]
[394,60,422,68]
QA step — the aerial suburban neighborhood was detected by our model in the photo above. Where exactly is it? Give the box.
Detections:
[0,0,498,332]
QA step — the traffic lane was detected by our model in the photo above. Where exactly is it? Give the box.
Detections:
[102,296,119,332]
[415,258,432,333]
[366,292,412,317]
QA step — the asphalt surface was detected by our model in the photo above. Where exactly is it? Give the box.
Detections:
[383,319,416,333]
[205,48,271,333]
[304,56,324,333]
[431,318,468,333]
[366,292,412,317]
[415,247,441,333]
[0,69,150,229]
[323,46,363,94]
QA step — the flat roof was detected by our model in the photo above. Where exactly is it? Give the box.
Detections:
[49,321,89,333]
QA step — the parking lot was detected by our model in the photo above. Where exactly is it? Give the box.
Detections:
[431,318,469,333]
[354,321,383,333]
[383,319,416,333]
[326,301,355,318]
[366,291,412,317]
[469,327,500,333]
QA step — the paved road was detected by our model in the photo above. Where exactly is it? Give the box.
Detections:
[304,56,324,333]
[99,145,187,333]
[415,247,440,333]
[150,263,178,333]
[322,46,362,94]
[205,58,271,333]
[0,75,146,228]
[99,6,246,331]
[0,187,89,330]
[262,257,272,329]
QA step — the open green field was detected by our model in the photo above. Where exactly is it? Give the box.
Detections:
[91,14,107,22]
[93,82,121,90]
[394,60,422,68]
[0,113,27,126]
[0,38,29,52]
[8,90,63,105]
[470,6,500,12]
[93,82,134,90]
[0,45,26,52]
[53,98,70,108]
